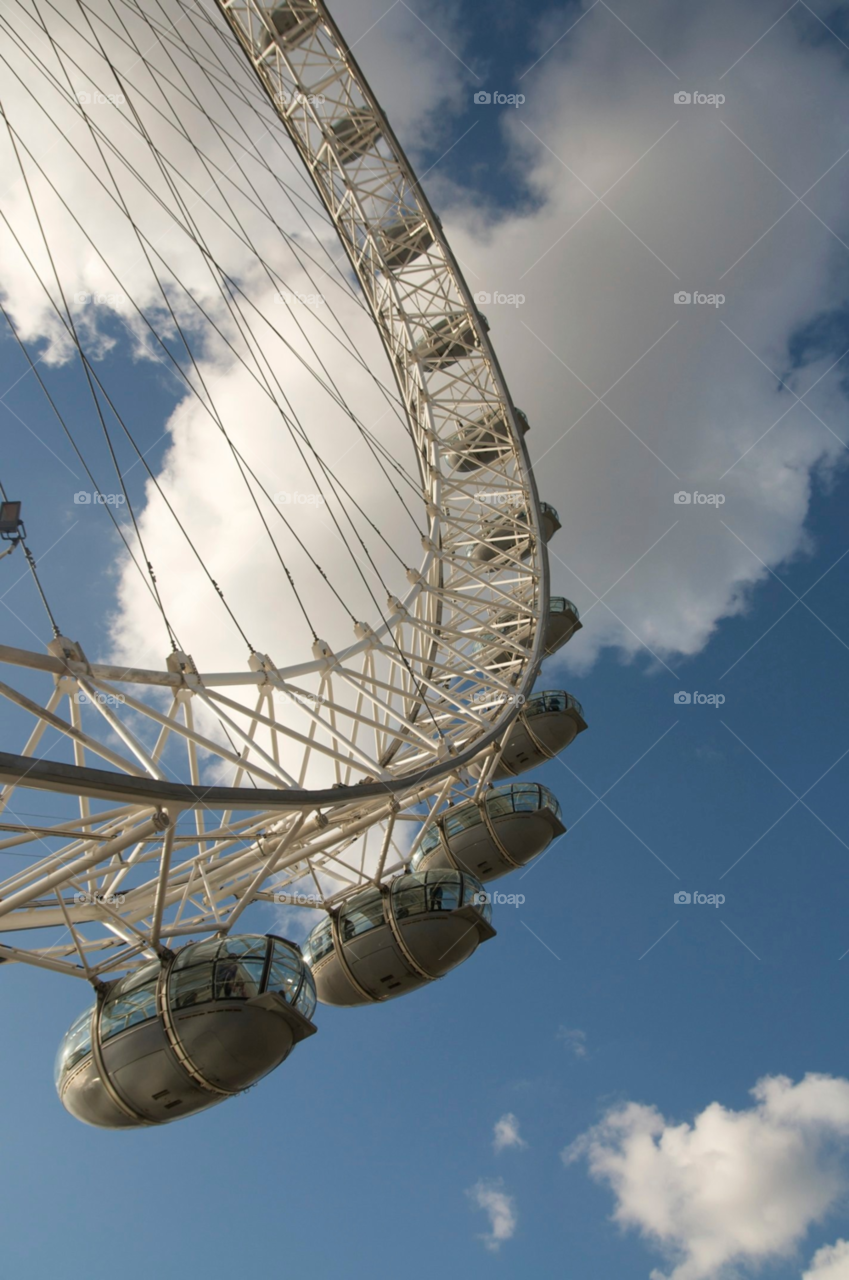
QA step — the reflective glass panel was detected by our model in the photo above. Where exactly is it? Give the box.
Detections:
[423,870,461,911]
[419,824,442,854]
[219,936,267,961]
[100,965,159,1042]
[339,887,385,940]
[55,1008,93,1086]
[170,961,214,1009]
[172,938,220,971]
[524,690,583,718]
[295,967,317,1020]
[213,955,264,1000]
[392,870,463,918]
[101,977,159,1039]
[443,803,483,838]
[304,919,334,964]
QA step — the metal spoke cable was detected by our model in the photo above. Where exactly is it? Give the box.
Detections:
[0,111,384,631]
[0,43,421,521]
[2,0,449,747]
[47,0,321,646]
[0,298,183,632]
[0,99,184,655]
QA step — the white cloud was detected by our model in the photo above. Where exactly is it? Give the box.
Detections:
[493,1112,528,1153]
[557,1026,588,1058]
[6,0,849,699]
[564,1073,849,1280]
[438,0,849,672]
[468,1178,518,1251]
[805,1239,849,1280]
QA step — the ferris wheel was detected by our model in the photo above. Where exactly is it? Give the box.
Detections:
[0,0,587,1127]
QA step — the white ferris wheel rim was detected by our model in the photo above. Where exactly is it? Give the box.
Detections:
[0,0,554,976]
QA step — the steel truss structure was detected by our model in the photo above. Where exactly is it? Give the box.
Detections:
[0,0,552,981]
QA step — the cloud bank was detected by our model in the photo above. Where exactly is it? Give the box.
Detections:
[564,1073,849,1280]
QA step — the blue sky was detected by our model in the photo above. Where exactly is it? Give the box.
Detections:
[2,1,849,1278]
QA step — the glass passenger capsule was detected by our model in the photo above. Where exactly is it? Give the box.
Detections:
[492,690,587,779]
[260,2,321,50]
[411,783,566,882]
[378,218,434,268]
[468,501,560,564]
[329,108,383,163]
[55,935,316,1129]
[301,870,495,1007]
[412,312,489,371]
[477,597,582,667]
[446,408,530,473]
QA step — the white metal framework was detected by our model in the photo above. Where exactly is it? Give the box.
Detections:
[0,0,551,981]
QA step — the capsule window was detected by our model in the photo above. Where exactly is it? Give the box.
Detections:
[419,823,443,854]
[171,961,215,1010]
[214,956,264,1000]
[54,1009,93,1086]
[304,919,334,963]
[266,952,302,1002]
[339,887,385,940]
[100,962,160,1042]
[392,871,462,919]
[443,805,483,839]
